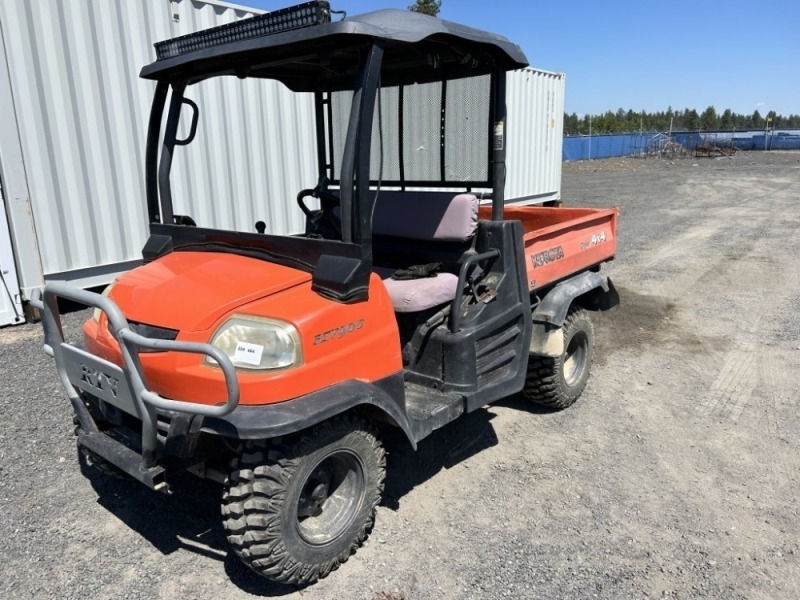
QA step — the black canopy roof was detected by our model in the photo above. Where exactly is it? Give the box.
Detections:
[140,9,529,90]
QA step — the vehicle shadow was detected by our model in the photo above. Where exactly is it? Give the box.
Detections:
[80,405,507,596]
[379,392,562,510]
[493,392,563,415]
[81,456,300,597]
[380,405,500,510]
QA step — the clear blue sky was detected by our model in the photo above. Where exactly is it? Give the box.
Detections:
[237,0,800,118]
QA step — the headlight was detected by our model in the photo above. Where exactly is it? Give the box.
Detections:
[205,315,302,371]
[92,282,116,322]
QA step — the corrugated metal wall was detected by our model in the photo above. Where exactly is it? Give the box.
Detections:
[0,1,563,297]
[0,177,24,326]
[506,68,565,203]
[0,0,314,293]
[329,70,563,200]
[170,76,315,234]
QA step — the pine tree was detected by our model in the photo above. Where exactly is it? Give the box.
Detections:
[684,109,700,131]
[408,0,442,16]
[719,109,734,129]
[700,106,718,130]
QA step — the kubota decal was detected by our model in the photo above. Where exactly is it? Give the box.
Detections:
[314,319,365,345]
[530,246,564,268]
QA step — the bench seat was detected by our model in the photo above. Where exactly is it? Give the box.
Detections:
[369,192,478,312]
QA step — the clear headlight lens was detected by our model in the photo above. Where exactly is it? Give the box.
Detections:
[92,282,116,322]
[205,315,302,371]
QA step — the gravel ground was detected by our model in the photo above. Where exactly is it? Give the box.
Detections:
[2,150,799,599]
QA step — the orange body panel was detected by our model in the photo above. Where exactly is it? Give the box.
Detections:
[106,251,311,331]
[84,252,402,406]
[479,206,618,291]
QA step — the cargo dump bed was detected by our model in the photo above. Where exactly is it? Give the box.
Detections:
[479,205,618,292]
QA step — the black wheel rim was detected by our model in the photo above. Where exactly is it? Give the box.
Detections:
[563,330,588,387]
[295,450,366,546]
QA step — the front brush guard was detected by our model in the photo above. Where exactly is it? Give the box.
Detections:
[30,282,239,490]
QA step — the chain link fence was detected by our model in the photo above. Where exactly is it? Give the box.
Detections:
[563,129,800,161]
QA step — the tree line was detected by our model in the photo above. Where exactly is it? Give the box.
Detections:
[563,107,800,135]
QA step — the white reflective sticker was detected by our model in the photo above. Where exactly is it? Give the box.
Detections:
[493,121,504,150]
[233,341,263,366]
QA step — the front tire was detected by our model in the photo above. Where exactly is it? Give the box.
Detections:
[523,306,594,409]
[222,414,385,585]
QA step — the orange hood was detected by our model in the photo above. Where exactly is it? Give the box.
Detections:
[109,251,311,332]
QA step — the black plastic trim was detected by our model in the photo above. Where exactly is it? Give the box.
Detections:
[142,234,173,263]
[491,69,506,219]
[148,222,361,274]
[200,374,418,447]
[140,10,529,88]
[145,81,169,223]
[532,271,615,326]
[448,249,500,332]
[158,83,187,225]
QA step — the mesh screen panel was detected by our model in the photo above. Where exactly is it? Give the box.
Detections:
[445,75,490,183]
[326,74,491,187]
[402,81,442,181]
[330,89,352,182]
[370,87,401,182]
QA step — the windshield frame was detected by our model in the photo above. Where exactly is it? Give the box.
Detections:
[142,42,385,303]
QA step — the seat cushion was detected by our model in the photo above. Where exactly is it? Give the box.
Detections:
[378,270,459,313]
[372,192,479,241]
[332,192,479,242]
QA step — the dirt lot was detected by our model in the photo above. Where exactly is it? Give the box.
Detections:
[1,151,799,599]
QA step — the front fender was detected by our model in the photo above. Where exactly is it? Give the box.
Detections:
[200,374,417,448]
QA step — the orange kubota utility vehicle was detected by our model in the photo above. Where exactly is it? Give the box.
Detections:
[32,2,618,585]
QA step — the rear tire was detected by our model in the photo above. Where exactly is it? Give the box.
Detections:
[523,306,594,409]
[222,414,385,584]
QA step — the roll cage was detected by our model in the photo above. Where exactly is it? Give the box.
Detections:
[141,5,529,302]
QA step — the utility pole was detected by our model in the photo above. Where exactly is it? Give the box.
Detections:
[764,114,772,151]
[588,115,592,160]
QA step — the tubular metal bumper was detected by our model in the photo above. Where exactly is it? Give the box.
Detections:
[30,282,240,488]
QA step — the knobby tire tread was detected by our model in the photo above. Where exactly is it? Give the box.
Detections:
[523,306,594,410]
[222,414,385,585]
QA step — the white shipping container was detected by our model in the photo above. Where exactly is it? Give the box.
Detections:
[0,0,564,325]
[0,178,24,326]
[506,68,565,204]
